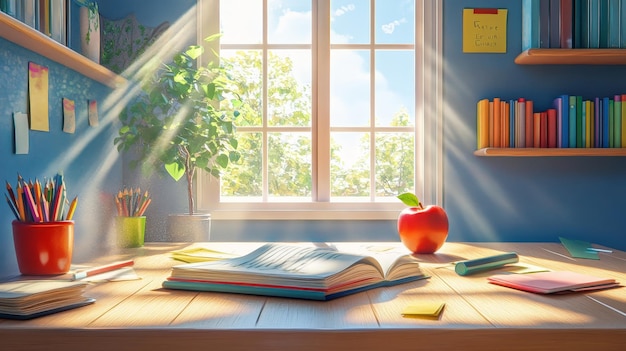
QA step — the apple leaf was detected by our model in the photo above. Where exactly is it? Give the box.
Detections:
[397,192,421,207]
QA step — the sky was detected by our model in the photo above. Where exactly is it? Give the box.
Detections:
[219,0,416,128]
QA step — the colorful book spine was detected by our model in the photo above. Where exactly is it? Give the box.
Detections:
[548,108,558,147]
[533,112,541,147]
[522,0,541,50]
[608,0,621,48]
[602,97,610,147]
[560,0,574,48]
[540,0,551,47]
[588,0,601,48]
[525,100,534,147]
[576,96,583,147]
[477,99,489,149]
[510,99,516,147]
[622,94,626,147]
[541,112,548,148]
[569,95,577,147]
[621,0,626,48]
[574,0,584,48]
[493,98,501,147]
[615,95,622,147]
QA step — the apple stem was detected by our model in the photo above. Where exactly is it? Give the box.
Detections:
[418,202,424,210]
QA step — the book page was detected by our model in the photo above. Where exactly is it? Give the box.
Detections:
[171,244,383,289]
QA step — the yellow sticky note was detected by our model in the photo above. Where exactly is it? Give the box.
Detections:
[28,62,50,131]
[401,302,445,319]
[463,8,508,53]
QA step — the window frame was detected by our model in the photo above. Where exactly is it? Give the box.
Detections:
[196,0,443,220]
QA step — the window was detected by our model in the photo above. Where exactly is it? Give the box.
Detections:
[197,0,442,220]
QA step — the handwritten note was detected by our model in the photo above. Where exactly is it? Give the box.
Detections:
[463,8,508,53]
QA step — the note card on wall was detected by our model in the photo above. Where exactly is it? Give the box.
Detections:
[463,8,508,53]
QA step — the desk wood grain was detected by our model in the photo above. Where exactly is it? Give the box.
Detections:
[1,242,625,351]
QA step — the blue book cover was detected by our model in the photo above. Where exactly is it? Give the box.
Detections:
[608,0,621,47]
[569,95,577,147]
[621,0,626,47]
[588,0,601,48]
[522,0,541,50]
[574,0,583,47]
[540,0,551,47]
[560,94,570,148]
[600,0,610,47]
[549,0,561,47]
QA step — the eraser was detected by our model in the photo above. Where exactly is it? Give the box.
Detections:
[455,252,519,276]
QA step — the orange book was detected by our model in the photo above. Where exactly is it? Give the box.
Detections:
[477,99,489,149]
[547,108,557,148]
[525,100,534,147]
[488,101,494,147]
[533,112,541,147]
[493,98,501,147]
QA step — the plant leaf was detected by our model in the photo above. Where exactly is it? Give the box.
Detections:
[397,192,420,207]
[165,162,185,181]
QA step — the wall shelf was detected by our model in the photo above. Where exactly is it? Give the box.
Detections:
[0,11,126,89]
[515,48,626,65]
[474,148,626,157]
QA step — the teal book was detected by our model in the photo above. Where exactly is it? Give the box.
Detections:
[522,0,541,50]
[569,95,577,147]
[559,94,569,147]
[574,0,583,47]
[621,0,626,47]
[608,0,621,47]
[588,0,601,48]
[162,243,429,301]
[576,96,583,147]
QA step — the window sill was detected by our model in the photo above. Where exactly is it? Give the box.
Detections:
[205,204,405,220]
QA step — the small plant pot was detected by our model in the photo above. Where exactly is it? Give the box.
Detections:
[167,213,211,242]
[12,220,74,275]
[115,216,146,248]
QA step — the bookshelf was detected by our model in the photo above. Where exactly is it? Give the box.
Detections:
[474,148,626,157]
[0,11,125,88]
[515,48,626,65]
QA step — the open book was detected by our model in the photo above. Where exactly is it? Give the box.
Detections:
[162,243,428,300]
[0,280,95,320]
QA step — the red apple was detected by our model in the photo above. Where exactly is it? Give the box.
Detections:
[397,193,449,254]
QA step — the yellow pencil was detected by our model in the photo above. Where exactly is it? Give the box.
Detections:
[66,196,78,220]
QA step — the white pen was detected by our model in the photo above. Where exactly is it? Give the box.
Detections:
[72,259,134,280]
[586,248,613,253]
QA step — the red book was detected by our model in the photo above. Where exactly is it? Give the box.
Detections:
[547,108,557,148]
[559,0,573,48]
[540,112,548,148]
[493,98,501,147]
[525,100,534,147]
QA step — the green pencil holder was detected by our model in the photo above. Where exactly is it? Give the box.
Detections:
[116,216,146,248]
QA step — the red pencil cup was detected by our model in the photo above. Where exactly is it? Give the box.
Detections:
[12,220,74,275]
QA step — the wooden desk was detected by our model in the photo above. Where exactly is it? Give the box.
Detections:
[1,242,625,351]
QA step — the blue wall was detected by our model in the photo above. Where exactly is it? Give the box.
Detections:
[0,38,122,277]
[443,0,626,250]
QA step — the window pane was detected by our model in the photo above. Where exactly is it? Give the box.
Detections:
[331,132,371,198]
[331,0,370,44]
[268,0,312,44]
[375,50,414,126]
[268,132,312,197]
[221,50,263,127]
[375,0,415,44]
[375,132,414,197]
[268,50,312,127]
[330,50,370,127]
[221,0,262,44]
[221,132,263,197]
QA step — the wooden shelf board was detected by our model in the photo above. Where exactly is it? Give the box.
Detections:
[474,148,626,157]
[0,12,126,88]
[515,48,626,65]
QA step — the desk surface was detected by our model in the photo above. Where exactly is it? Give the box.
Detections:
[1,242,625,351]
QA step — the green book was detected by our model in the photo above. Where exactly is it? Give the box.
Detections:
[576,96,583,147]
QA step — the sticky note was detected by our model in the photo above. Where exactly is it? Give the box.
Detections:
[13,112,29,154]
[559,237,599,260]
[401,302,445,319]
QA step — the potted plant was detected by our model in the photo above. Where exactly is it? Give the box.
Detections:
[114,35,242,241]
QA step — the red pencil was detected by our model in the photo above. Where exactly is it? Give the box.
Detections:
[72,259,134,280]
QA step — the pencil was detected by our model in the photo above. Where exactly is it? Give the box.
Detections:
[66,196,78,220]
[72,259,134,280]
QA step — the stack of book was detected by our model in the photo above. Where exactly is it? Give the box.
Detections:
[0,280,94,320]
[477,94,626,149]
[523,0,626,50]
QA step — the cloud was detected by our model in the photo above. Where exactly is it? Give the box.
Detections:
[334,4,356,18]
[381,18,407,35]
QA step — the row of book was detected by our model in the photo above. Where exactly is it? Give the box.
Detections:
[476,94,626,149]
[522,0,626,50]
[0,0,68,45]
